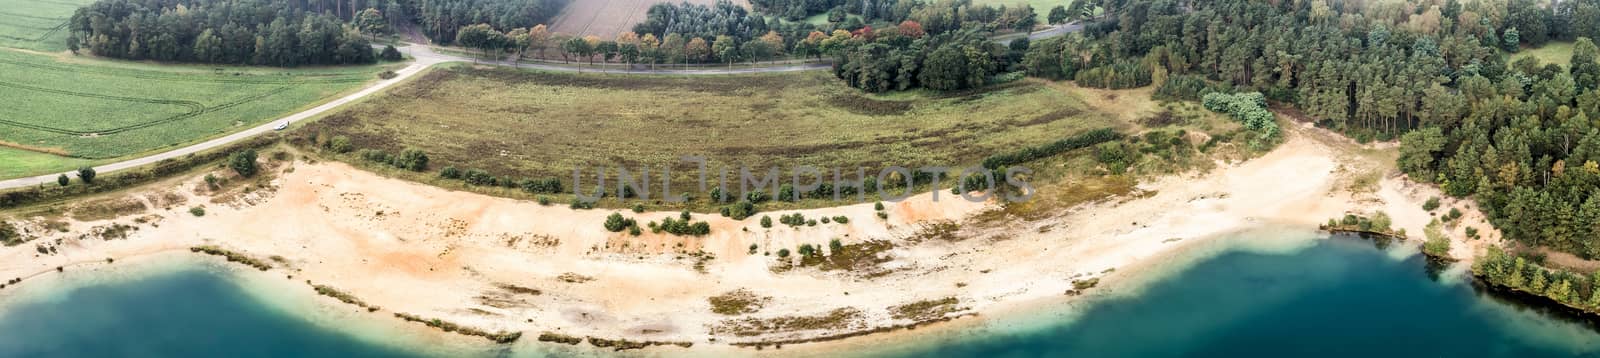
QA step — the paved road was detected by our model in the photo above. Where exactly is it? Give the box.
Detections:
[0,22,1091,190]
[401,45,833,74]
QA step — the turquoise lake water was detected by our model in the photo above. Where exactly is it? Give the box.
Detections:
[3,234,1600,357]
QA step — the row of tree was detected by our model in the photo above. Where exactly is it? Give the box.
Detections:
[68,0,379,66]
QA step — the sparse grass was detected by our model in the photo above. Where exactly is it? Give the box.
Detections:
[1512,41,1574,68]
[709,289,770,315]
[887,297,960,321]
[307,66,1114,210]
[0,49,395,178]
[712,307,863,337]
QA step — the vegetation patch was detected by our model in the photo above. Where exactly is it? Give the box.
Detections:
[797,240,896,276]
[712,307,864,337]
[311,284,378,312]
[68,196,146,221]
[189,245,271,271]
[709,289,770,315]
[557,272,595,283]
[393,312,522,343]
[887,297,962,321]
[536,332,583,345]
[586,337,693,351]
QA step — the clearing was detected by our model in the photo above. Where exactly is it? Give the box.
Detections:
[307,64,1127,202]
[1512,41,1574,68]
[548,0,750,38]
[0,50,397,177]
[0,0,90,52]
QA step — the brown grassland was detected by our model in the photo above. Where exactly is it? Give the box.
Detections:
[305,64,1141,206]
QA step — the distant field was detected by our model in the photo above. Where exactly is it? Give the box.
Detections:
[972,0,1068,23]
[1512,41,1574,68]
[308,64,1120,192]
[0,50,393,171]
[0,0,92,52]
[549,0,749,38]
[0,146,95,179]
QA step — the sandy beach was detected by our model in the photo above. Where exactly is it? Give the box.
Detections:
[0,121,1504,355]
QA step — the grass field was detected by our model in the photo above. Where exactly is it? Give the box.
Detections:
[1512,41,1574,68]
[0,146,96,179]
[308,64,1125,196]
[0,0,93,52]
[0,49,395,167]
[972,0,1068,23]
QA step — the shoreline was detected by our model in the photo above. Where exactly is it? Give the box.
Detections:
[0,123,1504,355]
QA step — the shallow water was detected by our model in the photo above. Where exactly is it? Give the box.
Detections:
[4,234,1600,357]
[0,264,428,357]
[864,235,1600,357]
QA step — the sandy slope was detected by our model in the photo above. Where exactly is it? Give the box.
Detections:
[0,122,1501,353]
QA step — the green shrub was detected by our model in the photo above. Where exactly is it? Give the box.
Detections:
[829,239,843,253]
[798,244,817,256]
[777,248,791,258]
[394,148,429,171]
[760,216,773,228]
[569,198,594,210]
[601,212,627,231]
[833,216,849,224]
[77,167,97,184]
[229,149,259,177]
[537,196,551,206]
[1422,197,1441,211]
[189,206,206,217]
[874,202,885,211]
[328,136,353,153]
[57,174,69,187]
[633,203,645,213]
[440,166,462,179]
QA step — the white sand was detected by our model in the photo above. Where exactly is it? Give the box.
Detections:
[0,122,1499,354]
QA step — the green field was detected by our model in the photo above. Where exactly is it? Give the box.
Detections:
[309,65,1124,192]
[972,0,1072,23]
[0,50,394,168]
[0,0,92,52]
[1512,41,1574,68]
[0,146,96,179]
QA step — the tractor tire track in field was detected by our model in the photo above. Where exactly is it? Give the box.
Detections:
[0,81,292,135]
[0,20,69,43]
[0,11,67,21]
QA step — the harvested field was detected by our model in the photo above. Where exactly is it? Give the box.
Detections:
[548,0,749,38]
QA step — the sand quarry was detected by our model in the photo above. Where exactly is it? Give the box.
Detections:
[0,123,1502,353]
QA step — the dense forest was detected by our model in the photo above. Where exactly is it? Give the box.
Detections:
[406,0,568,45]
[68,0,378,65]
[1017,0,1600,258]
[827,0,1039,92]
[65,0,568,65]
